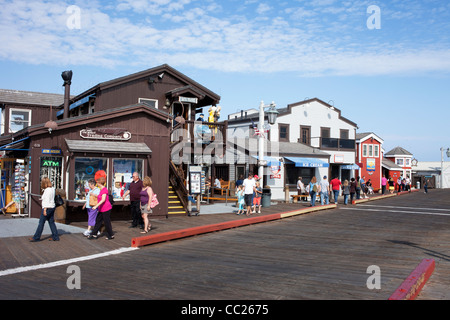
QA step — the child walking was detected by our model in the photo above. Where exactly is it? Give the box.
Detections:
[236,185,245,215]
[82,179,100,237]
[252,181,262,214]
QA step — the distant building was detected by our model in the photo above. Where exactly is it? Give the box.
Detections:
[384,146,413,179]
[412,161,450,189]
[228,98,358,199]
[355,132,384,191]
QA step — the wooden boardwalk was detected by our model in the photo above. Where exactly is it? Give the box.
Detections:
[0,190,449,300]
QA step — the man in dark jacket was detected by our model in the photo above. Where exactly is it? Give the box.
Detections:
[122,172,144,228]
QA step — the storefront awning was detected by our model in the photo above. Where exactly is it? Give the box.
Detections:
[251,156,282,166]
[57,94,96,117]
[284,157,329,168]
[65,139,152,155]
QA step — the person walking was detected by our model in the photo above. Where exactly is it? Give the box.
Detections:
[349,177,357,203]
[236,185,245,215]
[424,179,429,194]
[29,178,60,242]
[122,172,144,229]
[309,176,320,207]
[243,173,256,216]
[252,181,262,214]
[388,177,395,194]
[140,176,153,234]
[381,175,387,195]
[81,179,100,237]
[319,176,330,205]
[88,176,114,240]
[342,180,350,205]
[329,176,341,204]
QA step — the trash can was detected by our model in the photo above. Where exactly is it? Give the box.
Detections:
[416,181,420,189]
[261,188,272,208]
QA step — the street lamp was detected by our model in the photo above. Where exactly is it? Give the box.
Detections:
[440,147,450,188]
[258,101,278,187]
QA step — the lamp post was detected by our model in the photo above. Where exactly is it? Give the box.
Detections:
[440,147,450,188]
[258,101,278,187]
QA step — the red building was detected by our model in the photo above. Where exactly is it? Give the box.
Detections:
[356,132,384,191]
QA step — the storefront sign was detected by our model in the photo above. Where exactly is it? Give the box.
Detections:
[80,128,131,141]
[42,149,62,155]
[334,155,345,163]
[41,157,62,167]
[179,96,198,104]
[367,158,376,172]
[270,174,281,179]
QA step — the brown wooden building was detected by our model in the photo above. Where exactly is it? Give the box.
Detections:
[0,64,222,221]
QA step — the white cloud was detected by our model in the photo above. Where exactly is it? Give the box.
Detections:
[0,0,449,76]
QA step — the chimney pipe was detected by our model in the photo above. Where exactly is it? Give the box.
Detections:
[61,70,72,119]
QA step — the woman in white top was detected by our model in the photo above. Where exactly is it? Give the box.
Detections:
[30,177,59,242]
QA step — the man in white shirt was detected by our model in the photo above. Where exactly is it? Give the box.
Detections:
[319,176,330,205]
[242,173,256,215]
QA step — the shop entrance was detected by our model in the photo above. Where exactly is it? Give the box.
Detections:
[330,164,340,180]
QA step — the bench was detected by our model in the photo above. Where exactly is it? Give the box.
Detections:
[291,194,309,203]
[219,180,230,196]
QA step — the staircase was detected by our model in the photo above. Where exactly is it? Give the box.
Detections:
[168,184,187,215]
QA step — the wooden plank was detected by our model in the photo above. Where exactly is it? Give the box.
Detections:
[389,259,436,300]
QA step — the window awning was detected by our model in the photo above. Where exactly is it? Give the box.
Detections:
[57,94,96,116]
[65,139,151,155]
[251,156,282,166]
[284,157,329,168]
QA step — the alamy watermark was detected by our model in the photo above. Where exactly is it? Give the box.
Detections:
[366,265,381,290]
[367,5,381,30]
[66,5,81,30]
[66,265,81,290]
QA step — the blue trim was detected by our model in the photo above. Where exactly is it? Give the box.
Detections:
[285,157,329,168]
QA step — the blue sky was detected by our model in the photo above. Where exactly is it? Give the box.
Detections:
[1,0,449,161]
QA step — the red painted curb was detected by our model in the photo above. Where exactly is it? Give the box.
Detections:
[131,204,336,248]
[389,259,435,300]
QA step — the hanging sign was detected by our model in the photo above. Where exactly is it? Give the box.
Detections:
[367,158,376,172]
[80,128,131,141]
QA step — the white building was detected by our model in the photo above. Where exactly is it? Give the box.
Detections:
[413,161,450,189]
[227,98,358,200]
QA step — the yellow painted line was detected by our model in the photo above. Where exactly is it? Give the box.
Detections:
[280,204,337,219]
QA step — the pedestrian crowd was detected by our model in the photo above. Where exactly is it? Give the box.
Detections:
[296,174,414,206]
[28,171,158,243]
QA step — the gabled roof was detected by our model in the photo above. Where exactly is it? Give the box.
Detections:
[0,89,69,107]
[385,146,413,157]
[227,97,358,128]
[68,64,220,108]
[356,132,384,144]
[284,98,358,128]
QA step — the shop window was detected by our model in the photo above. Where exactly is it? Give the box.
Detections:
[112,159,143,200]
[138,98,158,109]
[374,145,379,158]
[74,158,108,200]
[396,158,404,166]
[9,109,31,133]
[40,157,63,190]
[285,166,314,185]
